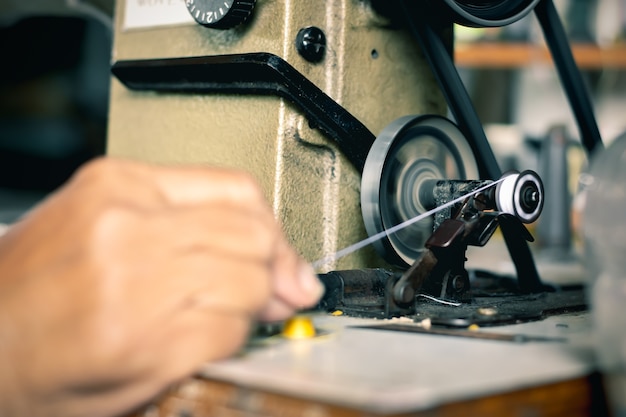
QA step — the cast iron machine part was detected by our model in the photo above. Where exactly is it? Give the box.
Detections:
[112,60,547,292]
[114,4,604,169]
[111,53,375,173]
[319,160,552,319]
[361,115,547,296]
[389,171,544,312]
[373,0,604,298]
[110,0,599,300]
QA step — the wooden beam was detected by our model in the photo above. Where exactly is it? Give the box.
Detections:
[455,42,626,69]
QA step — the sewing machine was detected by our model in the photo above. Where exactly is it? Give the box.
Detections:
[108,0,607,415]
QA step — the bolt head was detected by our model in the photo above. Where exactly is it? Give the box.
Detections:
[296,26,326,63]
[451,274,469,293]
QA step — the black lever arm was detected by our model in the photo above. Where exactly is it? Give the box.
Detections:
[112,52,376,172]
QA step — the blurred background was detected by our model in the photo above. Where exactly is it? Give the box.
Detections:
[0,0,113,223]
[455,0,626,262]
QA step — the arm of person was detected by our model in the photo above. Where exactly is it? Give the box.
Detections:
[0,157,323,417]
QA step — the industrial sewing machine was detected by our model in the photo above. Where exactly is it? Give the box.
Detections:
[108,0,606,415]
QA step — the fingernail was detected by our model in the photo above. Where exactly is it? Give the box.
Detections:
[298,262,324,300]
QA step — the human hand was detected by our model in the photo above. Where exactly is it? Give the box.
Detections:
[0,158,323,417]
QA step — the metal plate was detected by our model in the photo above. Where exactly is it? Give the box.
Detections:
[361,115,478,267]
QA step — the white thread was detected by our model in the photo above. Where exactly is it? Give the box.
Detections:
[496,174,517,217]
[311,178,506,270]
[416,293,462,307]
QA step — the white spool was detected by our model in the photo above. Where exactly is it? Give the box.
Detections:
[496,171,543,223]
[496,173,518,218]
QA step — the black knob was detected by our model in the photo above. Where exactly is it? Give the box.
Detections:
[185,0,256,30]
[296,27,326,63]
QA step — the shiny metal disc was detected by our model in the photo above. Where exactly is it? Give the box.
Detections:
[361,115,479,267]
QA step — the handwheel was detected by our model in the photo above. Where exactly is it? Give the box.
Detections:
[361,115,479,267]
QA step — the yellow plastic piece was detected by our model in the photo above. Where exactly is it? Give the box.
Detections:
[282,316,317,340]
[330,310,344,316]
[468,324,480,331]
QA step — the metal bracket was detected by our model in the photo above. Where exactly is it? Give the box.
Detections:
[111,53,376,172]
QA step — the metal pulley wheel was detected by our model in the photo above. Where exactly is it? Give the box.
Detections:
[442,0,540,27]
[361,115,479,267]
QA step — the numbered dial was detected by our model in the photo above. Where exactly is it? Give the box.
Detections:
[185,0,256,29]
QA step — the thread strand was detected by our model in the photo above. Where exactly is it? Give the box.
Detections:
[312,178,505,270]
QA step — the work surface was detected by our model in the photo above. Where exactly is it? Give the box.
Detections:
[199,312,596,414]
